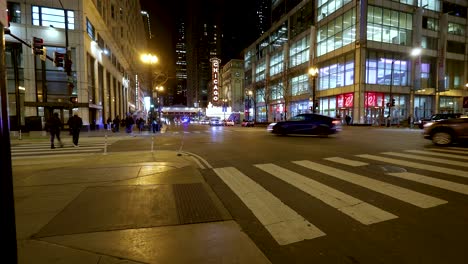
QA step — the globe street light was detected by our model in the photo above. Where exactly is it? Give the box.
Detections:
[308,67,319,113]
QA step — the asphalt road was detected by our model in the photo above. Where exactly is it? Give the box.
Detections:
[109,123,468,264]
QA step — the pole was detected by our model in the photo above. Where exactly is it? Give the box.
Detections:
[103,134,108,155]
[387,60,395,127]
[312,76,316,113]
[0,23,19,262]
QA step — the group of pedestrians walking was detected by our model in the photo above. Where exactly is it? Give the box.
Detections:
[45,113,83,149]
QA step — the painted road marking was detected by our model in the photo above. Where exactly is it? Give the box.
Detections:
[404,150,468,160]
[424,148,468,155]
[382,152,468,168]
[213,167,325,245]
[255,163,397,225]
[293,160,447,208]
[324,157,369,167]
[387,172,468,196]
[356,154,468,178]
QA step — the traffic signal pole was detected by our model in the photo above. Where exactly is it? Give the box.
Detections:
[0,23,19,263]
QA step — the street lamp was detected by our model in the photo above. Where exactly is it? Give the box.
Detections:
[140,53,159,121]
[246,90,253,120]
[222,98,228,120]
[155,86,164,122]
[308,67,319,113]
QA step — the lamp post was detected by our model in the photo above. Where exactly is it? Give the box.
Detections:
[155,86,164,122]
[308,67,319,113]
[140,53,158,121]
[222,98,228,120]
[246,90,253,120]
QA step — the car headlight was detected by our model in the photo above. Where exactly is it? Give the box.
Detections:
[423,122,434,128]
[267,123,277,131]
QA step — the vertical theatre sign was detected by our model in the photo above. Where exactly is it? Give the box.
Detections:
[210,57,221,103]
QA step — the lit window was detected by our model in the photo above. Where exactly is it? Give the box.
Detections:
[32,6,75,30]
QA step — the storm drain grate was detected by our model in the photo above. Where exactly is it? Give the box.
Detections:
[173,183,223,224]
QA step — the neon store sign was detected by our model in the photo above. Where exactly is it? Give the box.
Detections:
[210,57,221,103]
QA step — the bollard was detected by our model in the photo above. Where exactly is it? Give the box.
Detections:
[19,129,22,140]
[103,134,108,155]
[151,136,154,152]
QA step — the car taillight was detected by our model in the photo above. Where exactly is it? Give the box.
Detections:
[332,120,341,125]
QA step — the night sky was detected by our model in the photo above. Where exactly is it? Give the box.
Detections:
[139,0,259,72]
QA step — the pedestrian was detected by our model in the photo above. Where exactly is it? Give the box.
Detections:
[151,117,158,133]
[107,117,112,131]
[125,114,135,134]
[45,112,64,149]
[137,117,145,133]
[345,115,352,125]
[68,114,83,147]
[113,115,120,132]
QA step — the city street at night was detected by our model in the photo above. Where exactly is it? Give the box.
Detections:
[10,124,468,263]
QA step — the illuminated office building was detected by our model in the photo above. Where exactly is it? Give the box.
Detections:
[245,0,468,124]
[5,0,147,131]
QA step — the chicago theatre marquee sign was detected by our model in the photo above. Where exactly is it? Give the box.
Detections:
[210,57,221,103]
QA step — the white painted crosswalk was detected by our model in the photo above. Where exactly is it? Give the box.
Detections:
[210,147,468,245]
[11,140,116,159]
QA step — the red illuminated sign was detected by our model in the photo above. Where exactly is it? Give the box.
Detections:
[337,93,353,108]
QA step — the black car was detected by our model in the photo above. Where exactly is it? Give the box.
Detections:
[423,117,468,146]
[267,113,342,136]
[415,113,463,129]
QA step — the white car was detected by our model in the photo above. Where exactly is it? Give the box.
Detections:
[209,117,222,126]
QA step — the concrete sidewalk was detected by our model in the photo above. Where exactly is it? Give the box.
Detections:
[11,150,271,264]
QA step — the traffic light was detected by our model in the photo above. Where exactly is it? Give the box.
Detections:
[53,52,65,67]
[32,37,44,55]
[70,96,78,103]
[65,58,72,76]
[391,98,396,107]
[32,37,47,61]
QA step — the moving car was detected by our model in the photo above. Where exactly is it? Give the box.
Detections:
[209,117,222,126]
[415,113,463,129]
[423,117,468,146]
[241,120,255,127]
[267,113,341,136]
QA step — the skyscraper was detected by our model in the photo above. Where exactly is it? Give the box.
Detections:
[175,16,187,105]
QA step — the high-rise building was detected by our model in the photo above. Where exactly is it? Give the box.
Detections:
[244,0,468,124]
[256,0,271,37]
[185,0,223,108]
[175,16,187,105]
[5,0,148,131]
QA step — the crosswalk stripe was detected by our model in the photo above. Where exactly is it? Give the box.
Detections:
[255,163,397,225]
[404,150,468,160]
[213,167,325,245]
[193,131,201,134]
[293,160,447,208]
[12,146,104,152]
[12,149,100,155]
[387,172,468,196]
[382,152,468,168]
[324,157,368,167]
[356,154,468,178]
[427,149,468,155]
[446,147,468,151]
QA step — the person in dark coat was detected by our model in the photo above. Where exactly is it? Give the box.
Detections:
[68,114,83,147]
[113,116,120,132]
[125,114,135,133]
[45,112,64,149]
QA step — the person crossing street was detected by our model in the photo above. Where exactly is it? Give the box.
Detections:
[45,112,64,149]
[68,114,83,147]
